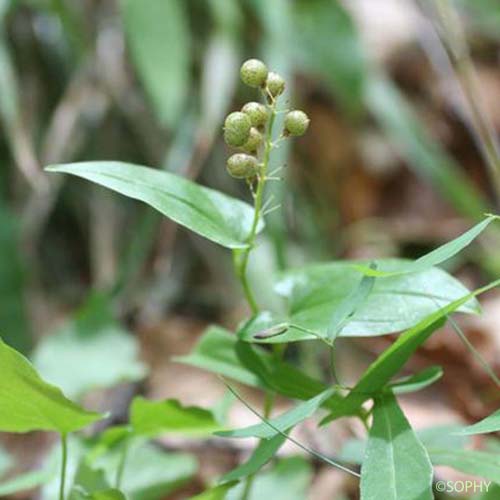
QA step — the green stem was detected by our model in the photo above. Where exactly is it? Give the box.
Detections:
[59,433,68,500]
[234,100,277,314]
[115,439,130,489]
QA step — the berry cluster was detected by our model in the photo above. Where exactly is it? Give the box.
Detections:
[224,59,310,180]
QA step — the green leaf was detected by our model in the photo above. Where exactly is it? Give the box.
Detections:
[340,424,470,465]
[327,263,376,342]
[360,393,433,500]
[454,408,500,435]
[271,258,478,342]
[216,388,335,439]
[428,448,500,483]
[389,366,443,394]
[0,338,103,433]
[46,162,261,249]
[121,0,190,128]
[353,216,498,277]
[226,457,312,500]
[322,278,500,423]
[177,327,337,408]
[220,435,286,483]
[130,397,220,437]
[189,481,238,500]
[33,294,146,399]
[69,461,126,500]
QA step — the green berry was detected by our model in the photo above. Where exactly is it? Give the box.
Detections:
[241,127,263,153]
[266,72,285,98]
[226,153,259,179]
[284,110,310,136]
[224,112,251,147]
[240,59,268,88]
[241,102,269,129]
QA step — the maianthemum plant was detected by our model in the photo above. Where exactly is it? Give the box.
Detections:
[1,59,499,499]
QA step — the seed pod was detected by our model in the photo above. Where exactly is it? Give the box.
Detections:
[226,153,259,179]
[284,110,310,136]
[241,102,269,129]
[266,72,285,98]
[240,59,268,88]
[241,127,263,154]
[224,112,251,147]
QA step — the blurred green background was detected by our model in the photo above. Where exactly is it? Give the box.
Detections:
[0,0,499,498]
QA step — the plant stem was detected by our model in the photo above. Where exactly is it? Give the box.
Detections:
[432,0,500,201]
[59,433,68,500]
[234,100,277,314]
[115,438,130,489]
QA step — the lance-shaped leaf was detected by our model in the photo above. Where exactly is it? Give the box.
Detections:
[130,397,220,437]
[354,215,498,277]
[427,449,500,483]
[389,366,443,394]
[454,408,500,436]
[189,481,238,500]
[360,394,433,500]
[220,434,286,483]
[0,338,103,433]
[46,162,262,249]
[327,263,376,342]
[216,388,335,439]
[321,278,500,423]
[271,258,478,342]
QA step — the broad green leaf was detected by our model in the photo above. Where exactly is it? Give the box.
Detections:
[33,294,146,399]
[270,258,478,342]
[189,481,238,500]
[0,201,31,353]
[340,424,470,465]
[353,216,498,277]
[327,264,376,342]
[322,278,500,423]
[454,409,500,435]
[121,0,190,128]
[389,366,443,394]
[130,397,220,437]
[46,162,261,249]
[0,338,103,433]
[176,326,266,387]
[220,435,286,483]
[226,457,312,500]
[428,449,500,483]
[360,394,433,500]
[216,388,335,439]
[177,327,340,410]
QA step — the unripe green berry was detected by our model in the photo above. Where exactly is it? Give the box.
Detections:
[266,72,285,98]
[240,59,268,88]
[284,110,310,136]
[241,102,269,129]
[226,153,259,179]
[241,127,263,154]
[224,112,251,147]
